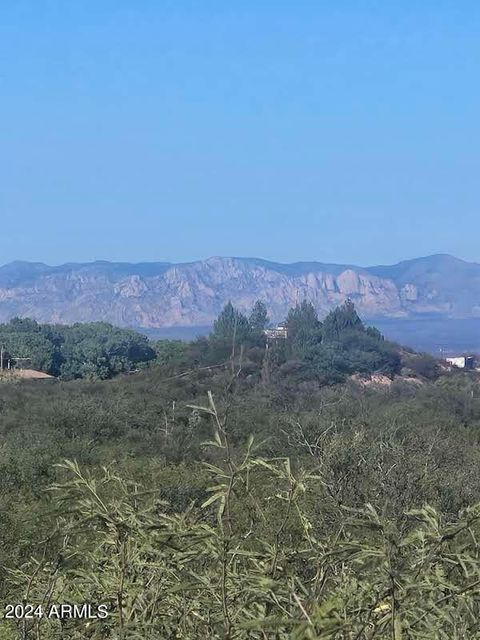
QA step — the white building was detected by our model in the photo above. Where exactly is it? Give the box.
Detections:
[264,323,288,340]
[445,355,475,369]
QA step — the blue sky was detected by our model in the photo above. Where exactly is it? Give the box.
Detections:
[1,1,479,266]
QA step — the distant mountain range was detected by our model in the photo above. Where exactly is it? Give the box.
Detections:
[1,255,480,350]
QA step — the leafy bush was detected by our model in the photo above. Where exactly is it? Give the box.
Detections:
[0,319,155,379]
[6,394,480,638]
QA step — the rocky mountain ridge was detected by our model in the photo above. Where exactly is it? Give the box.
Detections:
[0,254,479,328]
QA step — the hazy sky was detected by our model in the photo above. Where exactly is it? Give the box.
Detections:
[1,1,479,266]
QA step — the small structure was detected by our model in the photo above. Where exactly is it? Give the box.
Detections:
[445,355,476,370]
[0,349,53,380]
[0,348,13,370]
[264,322,288,340]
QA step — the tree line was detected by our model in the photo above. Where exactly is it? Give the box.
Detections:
[157,298,439,385]
[0,300,441,386]
[0,318,155,379]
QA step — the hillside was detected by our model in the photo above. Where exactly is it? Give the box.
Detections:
[1,322,480,637]
[0,254,479,330]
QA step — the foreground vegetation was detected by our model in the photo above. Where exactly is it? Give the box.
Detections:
[0,301,478,638]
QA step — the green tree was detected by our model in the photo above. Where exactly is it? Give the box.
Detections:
[211,302,251,344]
[0,318,58,373]
[59,322,155,379]
[286,300,321,338]
[322,298,364,342]
[285,300,322,359]
[248,300,269,333]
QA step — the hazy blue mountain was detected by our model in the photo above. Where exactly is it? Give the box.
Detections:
[0,256,480,346]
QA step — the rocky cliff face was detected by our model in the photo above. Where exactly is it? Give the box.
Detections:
[0,254,478,328]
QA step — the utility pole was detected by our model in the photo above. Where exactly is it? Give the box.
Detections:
[0,346,3,371]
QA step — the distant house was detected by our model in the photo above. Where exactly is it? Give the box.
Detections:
[445,355,476,370]
[264,322,288,340]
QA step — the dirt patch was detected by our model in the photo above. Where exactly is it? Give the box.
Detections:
[350,374,424,389]
[3,369,55,380]
[350,373,393,388]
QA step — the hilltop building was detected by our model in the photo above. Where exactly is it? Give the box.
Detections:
[445,355,476,370]
[264,322,288,340]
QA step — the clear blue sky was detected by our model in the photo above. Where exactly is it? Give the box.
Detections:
[1,1,479,266]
